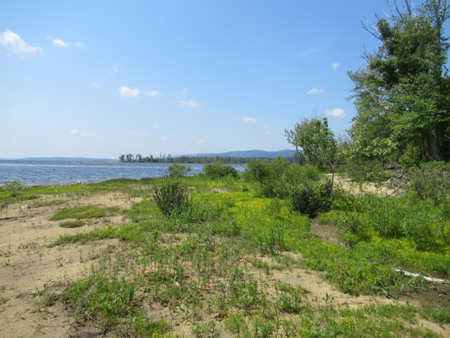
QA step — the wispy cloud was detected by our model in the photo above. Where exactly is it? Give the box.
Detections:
[307,88,325,95]
[262,126,272,135]
[110,66,118,75]
[242,117,257,124]
[294,42,334,58]
[295,47,321,58]
[145,90,162,97]
[179,99,200,108]
[331,62,341,70]
[49,37,85,49]
[50,37,68,48]
[325,108,346,119]
[119,86,140,98]
[129,130,147,137]
[197,138,206,144]
[70,129,102,138]
[0,29,42,55]
[90,82,101,89]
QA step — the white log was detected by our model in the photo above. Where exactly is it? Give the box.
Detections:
[392,267,450,284]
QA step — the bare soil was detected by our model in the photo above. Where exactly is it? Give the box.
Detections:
[0,192,137,337]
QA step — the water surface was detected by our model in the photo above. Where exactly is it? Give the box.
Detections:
[0,161,222,186]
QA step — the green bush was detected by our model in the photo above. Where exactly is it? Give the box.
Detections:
[244,159,273,182]
[245,159,322,198]
[3,180,25,196]
[275,164,321,197]
[339,212,373,246]
[290,178,333,218]
[203,162,238,179]
[153,179,190,217]
[407,161,450,204]
[168,164,192,178]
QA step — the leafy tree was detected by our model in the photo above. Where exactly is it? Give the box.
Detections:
[285,117,337,171]
[168,164,192,178]
[348,0,450,165]
[126,153,134,162]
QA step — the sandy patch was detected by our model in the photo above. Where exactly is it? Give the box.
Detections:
[0,192,135,338]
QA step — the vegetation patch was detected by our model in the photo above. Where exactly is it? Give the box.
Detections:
[50,205,120,221]
[59,220,84,228]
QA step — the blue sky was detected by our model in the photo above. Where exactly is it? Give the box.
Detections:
[0,0,435,159]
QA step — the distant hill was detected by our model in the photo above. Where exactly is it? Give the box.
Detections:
[8,157,117,162]
[177,149,296,158]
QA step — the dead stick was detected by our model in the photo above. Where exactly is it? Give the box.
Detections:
[392,267,450,284]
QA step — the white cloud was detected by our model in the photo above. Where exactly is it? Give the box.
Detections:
[331,62,341,70]
[110,66,118,75]
[129,130,147,137]
[197,138,206,144]
[90,82,101,89]
[296,48,321,58]
[242,117,257,124]
[0,29,42,55]
[262,126,272,135]
[179,99,200,108]
[181,88,188,98]
[145,90,162,97]
[325,108,346,119]
[307,88,325,95]
[70,129,92,137]
[75,41,85,48]
[51,38,68,48]
[119,86,140,98]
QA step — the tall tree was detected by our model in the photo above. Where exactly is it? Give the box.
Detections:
[286,117,337,170]
[348,0,450,164]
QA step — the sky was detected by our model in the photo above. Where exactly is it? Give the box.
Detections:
[0,0,439,159]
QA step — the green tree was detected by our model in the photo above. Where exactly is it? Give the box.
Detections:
[348,0,450,164]
[285,117,337,171]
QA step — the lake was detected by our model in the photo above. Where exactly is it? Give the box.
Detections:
[0,160,245,186]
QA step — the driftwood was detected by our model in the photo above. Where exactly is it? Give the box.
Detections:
[392,267,450,284]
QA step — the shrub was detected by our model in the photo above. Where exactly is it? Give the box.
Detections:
[153,179,190,217]
[204,162,238,179]
[290,178,333,218]
[275,164,322,197]
[244,159,273,182]
[245,159,322,198]
[339,212,373,246]
[4,180,25,196]
[168,164,192,178]
[407,161,450,205]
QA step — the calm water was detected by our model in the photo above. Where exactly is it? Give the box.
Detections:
[0,161,242,186]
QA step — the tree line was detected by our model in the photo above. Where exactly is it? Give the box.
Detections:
[118,154,291,164]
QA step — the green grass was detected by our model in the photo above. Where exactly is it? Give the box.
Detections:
[59,220,84,228]
[38,174,449,337]
[50,205,120,221]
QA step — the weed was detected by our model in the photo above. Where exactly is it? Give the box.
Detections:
[59,220,83,228]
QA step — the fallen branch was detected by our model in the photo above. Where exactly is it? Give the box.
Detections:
[392,267,450,284]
